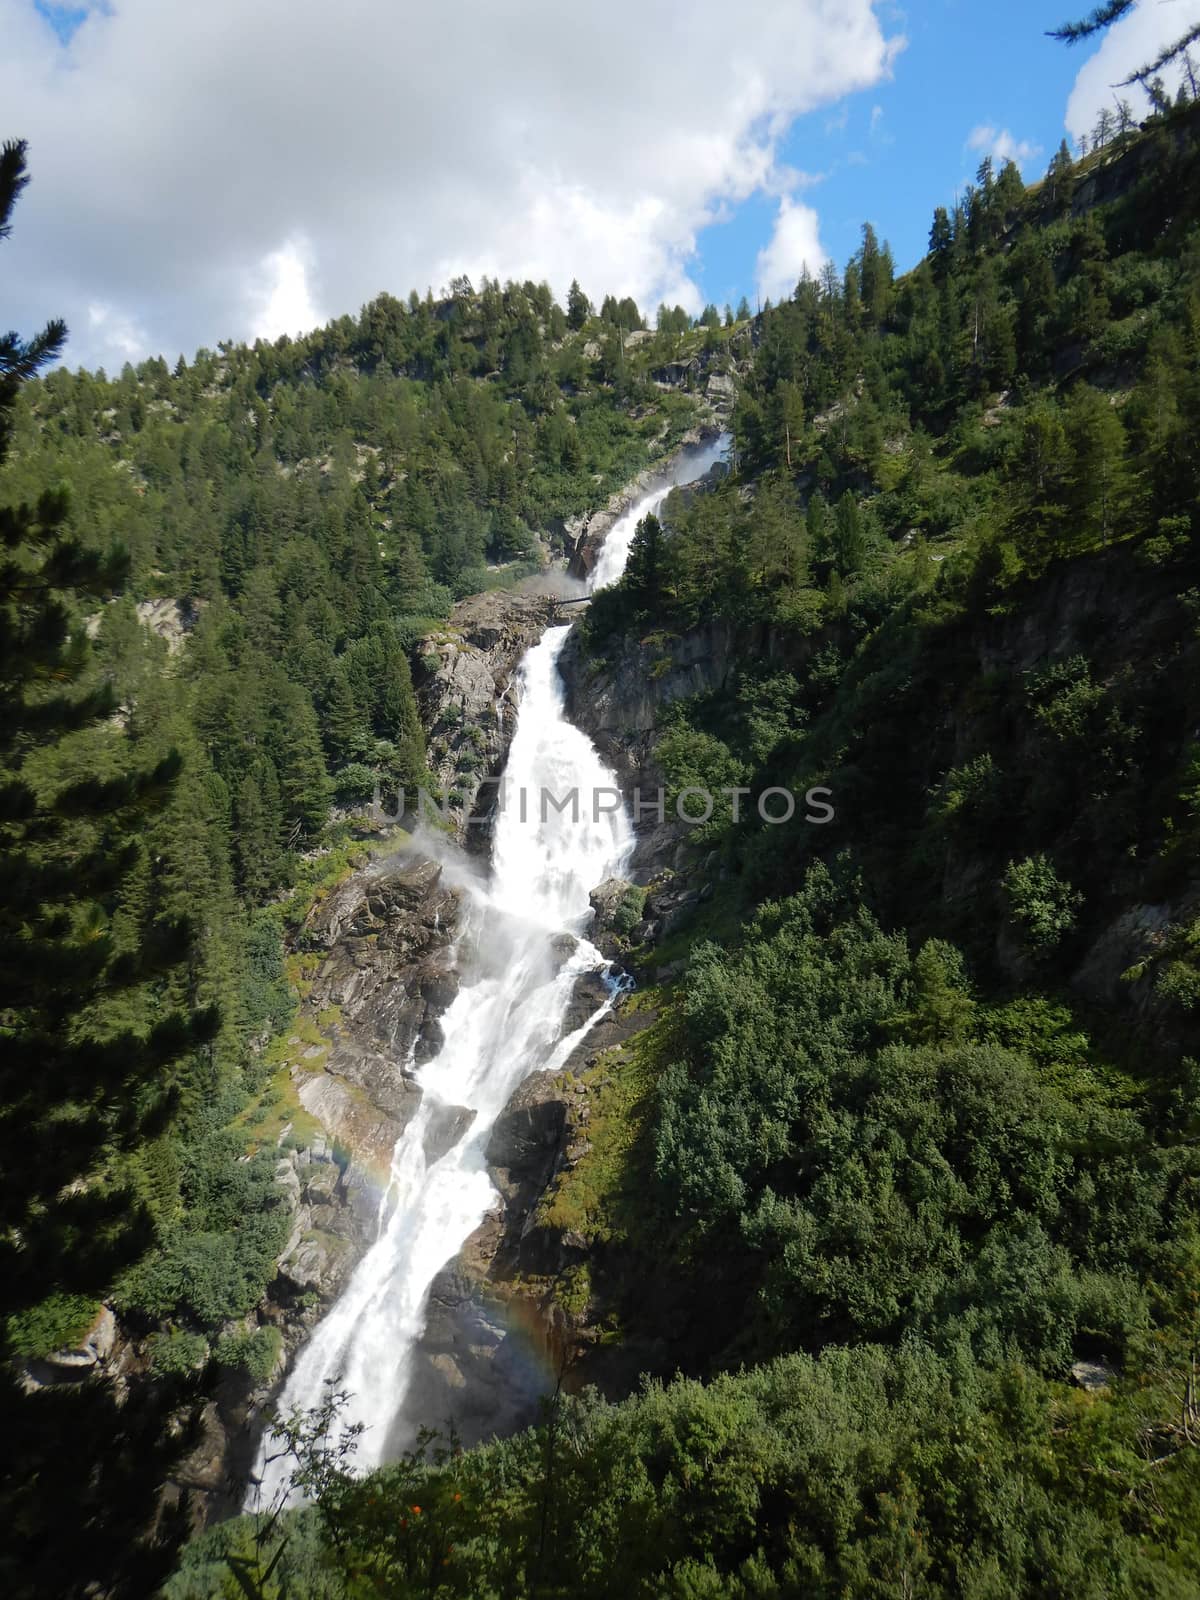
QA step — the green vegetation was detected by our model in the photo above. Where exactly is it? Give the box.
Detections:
[0,135,705,1598]
[173,1337,1200,1598]
[195,92,1200,1600]
[4,1292,101,1360]
[12,33,1200,1600]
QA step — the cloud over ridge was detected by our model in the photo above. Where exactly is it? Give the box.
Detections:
[2,0,900,365]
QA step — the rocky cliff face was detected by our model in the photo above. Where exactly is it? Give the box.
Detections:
[559,609,813,889]
[416,590,558,841]
[293,855,463,1198]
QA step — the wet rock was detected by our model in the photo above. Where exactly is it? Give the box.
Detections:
[562,969,612,1033]
[423,1103,477,1165]
[394,1256,552,1450]
[486,1070,569,1202]
[589,876,633,930]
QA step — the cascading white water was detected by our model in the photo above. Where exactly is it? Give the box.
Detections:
[587,447,709,592]
[249,434,727,1508]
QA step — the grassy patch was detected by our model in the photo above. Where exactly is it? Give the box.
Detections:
[283,824,410,934]
[539,997,678,1248]
[232,1055,325,1157]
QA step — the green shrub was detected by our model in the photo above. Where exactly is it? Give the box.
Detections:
[613,885,647,936]
[214,1326,282,1383]
[1003,854,1083,951]
[146,1329,210,1377]
[333,762,378,802]
[5,1292,100,1359]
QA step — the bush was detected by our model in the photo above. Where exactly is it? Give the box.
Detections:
[1003,854,1083,950]
[5,1292,100,1359]
[333,762,378,803]
[214,1326,282,1383]
[146,1329,210,1377]
[613,885,647,937]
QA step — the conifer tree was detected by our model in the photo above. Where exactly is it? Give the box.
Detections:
[831,491,866,577]
[1052,2,1200,85]
[566,279,590,331]
[0,140,217,1334]
[624,512,665,617]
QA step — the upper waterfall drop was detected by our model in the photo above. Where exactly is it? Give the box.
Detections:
[248,433,728,1509]
[585,433,728,594]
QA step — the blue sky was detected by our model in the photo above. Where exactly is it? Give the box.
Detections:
[5,0,1198,367]
[698,0,1125,310]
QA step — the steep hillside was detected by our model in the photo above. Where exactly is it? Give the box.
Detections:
[0,246,730,1597]
[171,95,1200,1600]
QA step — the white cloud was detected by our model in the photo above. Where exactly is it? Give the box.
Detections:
[1065,0,1200,139]
[86,302,147,367]
[250,239,324,343]
[966,124,1042,172]
[0,0,903,367]
[755,195,828,304]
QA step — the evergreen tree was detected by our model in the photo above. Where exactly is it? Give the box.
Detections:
[1064,383,1129,547]
[0,140,217,1331]
[273,685,332,843]
[929,207,953,274]
[624,512,665,617]
[566,279,590,331]
[831,491,866,577]
[1052,2,1200,86]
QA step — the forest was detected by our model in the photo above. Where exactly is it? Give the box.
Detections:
[171,80,1200,1600]
[0,136,714,1595]
[7,14,1200,1599]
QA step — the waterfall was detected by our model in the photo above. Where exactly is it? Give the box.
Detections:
[249,433,727,1508]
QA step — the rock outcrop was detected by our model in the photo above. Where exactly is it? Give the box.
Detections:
[417,591,557,841]
[296,855,462,1184]
[164,849,469,1527]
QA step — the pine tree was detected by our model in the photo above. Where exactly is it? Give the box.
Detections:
[273,684,332,843]
[1046,139,1076,209]
[566,279,590,331]
[831,491,866,577]
[374,631,427,791]
[1052,3,1200,87]
[235,762,283,901]
[1064,383,1129,548]
[0,141,217,1334]
[928,208,953,277]
[624,513,665,617]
